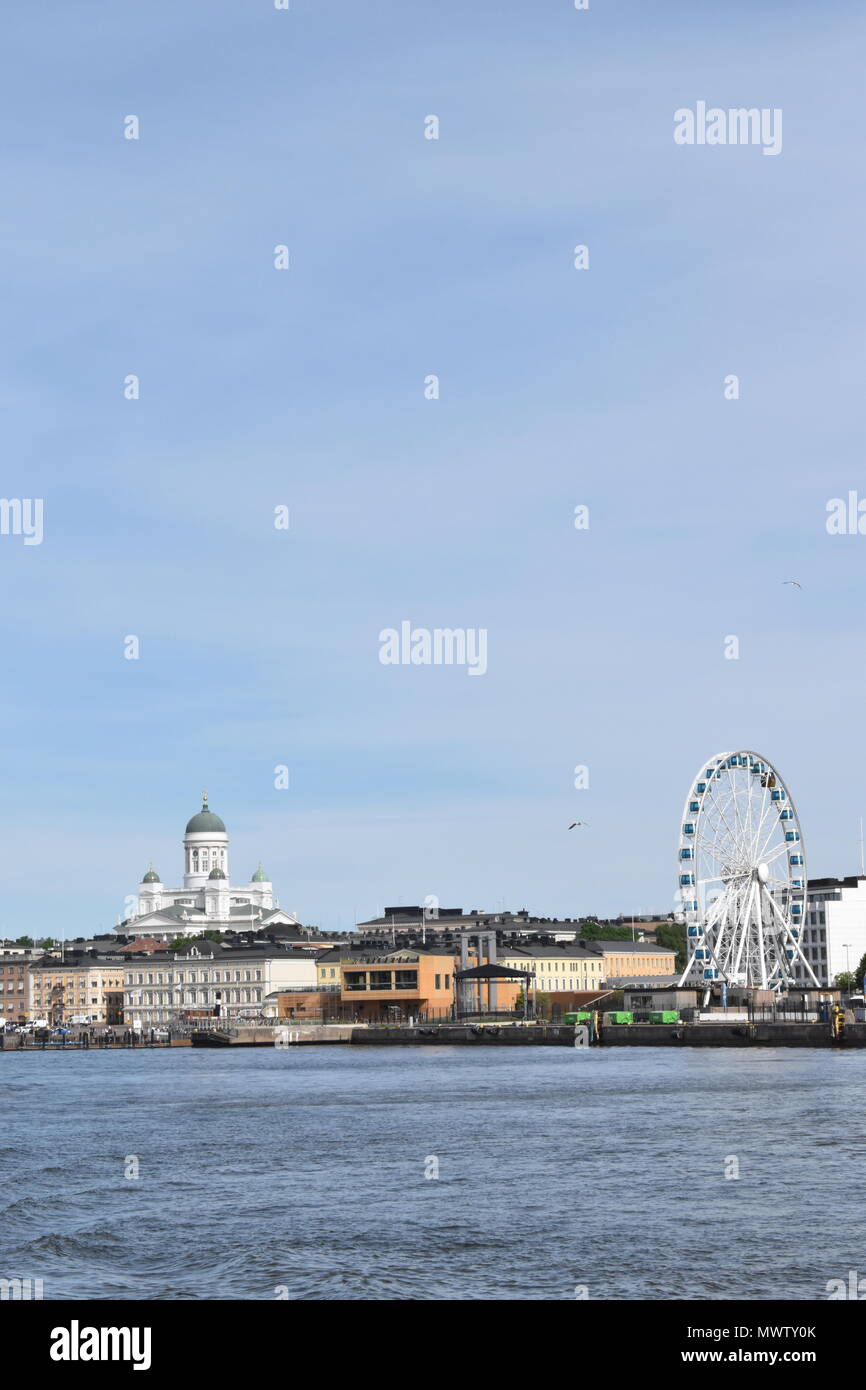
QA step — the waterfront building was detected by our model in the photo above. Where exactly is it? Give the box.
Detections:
[30,949,127,1025]
[307,944,462,1020]
[581,940,677,981]
[498,944,605,993]
[122,937,319,1029]
[116,793,302,942]
[0,959,31,1024]
[791,876,866,987]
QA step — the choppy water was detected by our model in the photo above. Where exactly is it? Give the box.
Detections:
[1,1045,864,1300]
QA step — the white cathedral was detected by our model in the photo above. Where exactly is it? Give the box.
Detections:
[116,793,300,942]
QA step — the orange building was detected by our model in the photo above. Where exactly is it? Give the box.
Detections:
[341,948,458,1020]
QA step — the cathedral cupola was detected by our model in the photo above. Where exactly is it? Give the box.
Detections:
[183,790,230,890]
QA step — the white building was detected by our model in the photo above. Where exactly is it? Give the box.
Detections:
[792,876,866,987]
[123,938,319,1028]
[117,793,300,942]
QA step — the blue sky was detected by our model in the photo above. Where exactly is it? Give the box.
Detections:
[1,0,864,937]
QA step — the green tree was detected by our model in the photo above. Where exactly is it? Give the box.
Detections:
[656,921,688,974]
[855,952,866,992]
[834,971,856,991]
[15,936,33,947]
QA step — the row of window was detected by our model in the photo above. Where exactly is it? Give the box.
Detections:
[129,988,263,1006]
[125,969,263,984]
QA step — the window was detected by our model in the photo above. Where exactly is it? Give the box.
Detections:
[435,974,441,990]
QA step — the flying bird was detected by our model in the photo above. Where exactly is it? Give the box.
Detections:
[568,821,590,829]
[783,580,802,589]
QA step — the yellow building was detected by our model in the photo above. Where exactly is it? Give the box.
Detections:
[30,954,126,1025]
[589,941,677,981]
[498,946,605,993]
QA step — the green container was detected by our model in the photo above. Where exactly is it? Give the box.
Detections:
[648,1010,680,1024]
[608,1011,633,1025]
[563,1012,592,1024]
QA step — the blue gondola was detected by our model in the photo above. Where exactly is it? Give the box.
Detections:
[771,788,786,801]
[680,873,695,886]
[779,808,794,820]
[785,831,800,842]
[683,822,695,835]
[680,847,693,860]
[790,853,804,866]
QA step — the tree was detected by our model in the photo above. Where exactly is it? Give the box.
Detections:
[855,952,866,992]
[834,971,856,992]
[656,921,688,974]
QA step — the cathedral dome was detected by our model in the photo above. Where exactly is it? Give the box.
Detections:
[251,863,270,883]
[208,866,227,880]
[185,793,226,835]
[142,867,161,884]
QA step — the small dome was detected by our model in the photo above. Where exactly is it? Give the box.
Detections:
[208,866,227,880]
[142,867,161,884]
[185,792,226,835]
[251,863,270,883]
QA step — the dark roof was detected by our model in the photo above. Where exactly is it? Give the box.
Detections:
[456,964,532,980]
[500,944,601,960]
[579,940,676,955]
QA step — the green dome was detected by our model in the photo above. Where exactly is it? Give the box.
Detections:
[185,793,226,835]
[142,867,161,884]
[251,863,270,883]
[208,866,227,880]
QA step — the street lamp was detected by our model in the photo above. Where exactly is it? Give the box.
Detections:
[843,943,852,985]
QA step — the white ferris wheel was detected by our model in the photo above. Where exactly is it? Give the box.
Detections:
[677,750,819,994]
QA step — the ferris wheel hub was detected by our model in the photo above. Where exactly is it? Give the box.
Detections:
[756,862,769,883]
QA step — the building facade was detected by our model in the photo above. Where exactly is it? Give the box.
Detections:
[792,876,866,988]
[123,939,319,1028]
[30,953,126,1025]
[0,960,30,1024]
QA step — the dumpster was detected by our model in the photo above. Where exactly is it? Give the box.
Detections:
[563,1012,592,1024]
[607,1011,634,1025]
[648,1010,680,1024]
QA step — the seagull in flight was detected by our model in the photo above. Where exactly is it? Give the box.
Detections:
[783,580,802,589]
[568,821,590,829]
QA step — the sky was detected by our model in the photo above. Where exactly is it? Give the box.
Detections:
[1,0,864,938]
